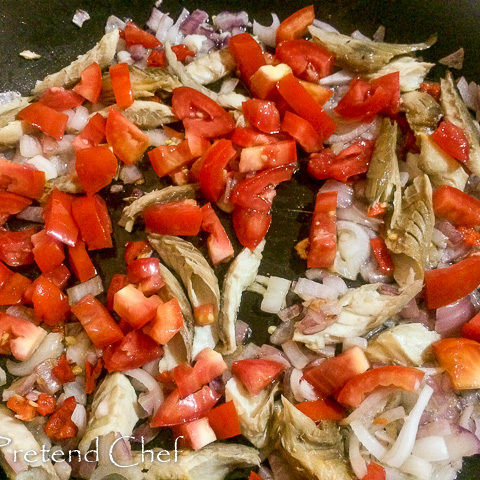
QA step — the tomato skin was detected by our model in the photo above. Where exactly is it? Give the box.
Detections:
[419,82,441,101]
[232,359,285,395]
[0,192,31,224]
[52,353,75,384]
[147,49,167,67]
[143,200,202,236]
[150,386,221,427]
[0,227,37,267]
[199,139,237,202]
[370,237,394,274]
[281,111,322,153]
[207,401,242,439]
[32,229,65,273]
[39,87,84,111]
[171,44,195,61]
[307,191,337,269]
[75,146,118,195]
[31,276,70,326]
[0,262,31,306]
[249,63,293,100]
[239,140,297,173]
[298,79,334,106]
[127,258,161,284]
[68,240,96,282]
[337,366,425,408]
[462,312,480,342]
[361,462,386,480]
[242,99,281,134]
[296,399,345,421]
[106,107,150,165]
[44,189,79,247]
[232,207,272,250]
[276,39,334,82]
[72,112,106,151]
[85,358,103,395]
[18,102,68,140]
[425,256,480,309]
[201,203,234,266]
[172,87,235,138]
[109,63,134,109]
[276,5,315,44]
[433,338,480,390]
[143,298,184,345]
[107,273,129,311]
[73,62,102,103]
[0,158,45,200]
[149,139,194,178]
[44,396,78,442]
[228,33,266,86]
[124,21,161,48]
[432,121,470,164]
[231,127,280,148]
[433,185,480,227]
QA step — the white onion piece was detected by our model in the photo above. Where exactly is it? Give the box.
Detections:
[105,15,125,32]
[312,18,339,33]
[34,359,62,395]
[6,333,64,377]
[52,447,71,480]
[444,428,480,460]
[400,455,432,480]
[120,164,143,184]
[252,14,280,48]
[342,388,394,425]
[343,337,368,351]
[71,403,87,437]
[375,429,395,444]
[382,384,433,467]
[350,420,387,460]
[281,340,313,369]
[67,275,104,305]
[289,368,306,402]
[261,276,291,314]
[459,403,474,429]
[219,78,240,94]
[146,128,169,147]
[432,228,448,248]
[351,30,371,41]
[372,406,406,430]
[349,433,367,479]
[305,268,328,280]
[67,106,89,131]
[124,368,161,393]
[16,206,44,223]
[155,14,175,43]
[72,9,90,28]
[64,377,87,405]
[26,155,57,180]
[412,436,449,462]
[319,180,353,208]
[0,367,6,386]
[117,50,134,65]
[19,134,42,158]
[435,296,474,337]
[293,277,337,301]
[338,202,383,230]
[322,274,348,296]
[66,331,93,367]
[320,69,354,86]
[326,118,377,145]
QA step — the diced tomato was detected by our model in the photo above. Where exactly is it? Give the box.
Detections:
[457,226,480,246]
[433,185,480,227]
[370,237,394,274]
[462,311,480,342]
[31,276,70,326]
[298,80,334,106]
[276,39,334,82]
[277,74,336,141]
[113,284,159,329]
[36,393,56,416]
[366,202,386,217]
[281,111,322,153]
[249,63,293,100]
[276,5,315,44]
[124,241,152,266]
[124,21,161,48]
[106,107,150,164]
[73,62,102,104]
[39,87,84,111]
[0,262,31,306]
[44,189,78,247]
[107,274,129,311]
[419,82,441,102]
[201,203,234,266]
[151,385,221,427]
[0,192,31,224]
[147,49,167,68]
[128,258,164,295]
[172,87,235,138]
[238,140,297,173]
[308,140,375,182]
[228,33,266,86]
[296,398,345,421]
[143,200,202,236]
[72,194,112,250]
[72,113,106,151]
[173,417,216,450]
[143,298,183,345]
[232,164,296,212]
[68,240,96,282]
[7,395,37,421]
[232,359,285,395]
[44,264,71,289]
[432,121,470,164]
[0,227,37,267]
[232,207,272,250]
[157,369,175,384]
[307,191,337,269]
[199,139,237,202]
[362,462,386,480]
[44,396,78,441]
[336,366,425,408]
[85,358,103,395]
[242,99,281,134]
[171,44,195,61]
[424,255,480,309]
[193,304,215,326]
[0,157,45,200]
[231,127,279,148]
[75,146,118,195]
[303,346,370,396]
[104,330,163,372]
[109,63,134,109]
[149,139,194,178]
[32,229,64,273]
[18,102,68,140]
[249,473,264,480]
[52,353,75,384]
[186,133,210,157]
[207,401,241,439]
[433,338,480,390]
[71,294,124,348]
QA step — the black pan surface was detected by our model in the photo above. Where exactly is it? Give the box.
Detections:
[0,0,479,478]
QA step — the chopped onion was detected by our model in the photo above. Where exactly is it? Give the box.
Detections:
[66,330,94,367]
[343,337,368,351]
[432,228,448,249]
[337,202,383,230]
[281,340,314,369]
[322,274,348,296]
[67,275,103,305]
[124,368,163,416]
[349,433,368,479]
[327,118,378,145]
[293,277,337,301]
[72,9,90,28]
[382,384,433,467]
[261,276,291,314]
[2,374,36,401]
[412,436,449,462]
[16,206,44,223]
[19,134,42,157]
[64,377,87,405]
[105,15,126,32]
[444,428,480,460]
[213,11,249,32]
[373,25,386,42]
[120,164,143,184]
[71,403,87,437]
[459,403,475,429]
[179,9,207,35]
[26,155,57,180]
[146,128,169,147]
[252,14,280,48]
[320,70,354,86]
[439,48,464,70]
[0,367,5,387]
[52,449,71,480]
[312,18,339,33]
[435,220,463,246]
[66,106,89,131]
[270,319,295,345]
[235,319,251,345]
[342,388,394,426]
[400,455,432,480]
[132,422,159,444]
[277,303,303,322]
[35,359,62,395]
[351,29,371,41]
[350,420,387,460]
[117,50,134,65]
[146,7,163,31]
[258,344,291,367]
[319,180,353,208]
[435,296,474,337]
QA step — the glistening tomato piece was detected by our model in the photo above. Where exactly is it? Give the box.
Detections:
[85,359,103,394]
[281,111,322,153]
[462,311,480,343]
[44,189,79,247]
[276,5,315,44]
[44,396,78,442]
[113,284,159,329]
[238,140,297,173]
[6,395,36,421]
[124,241,152,266]
[0,158,45,200]
[201,203,234,266]
[433,185,480,227]
[232,359,285,395]
[72,113,106,151]
[362,462,386,480]
[228,33,266,86]
[207,401,242,439]
[143,298,184,345]
[424,255,480,309]
[149,139,194,178]
[199,139,237,202]
[232,207,272,250]
[432,120,469,163]
[0,227,37,267]
[124,21,161,48]
[231,127,280,148]
[249,63,293,100]
[336,366,425,408]
[73,62,102,103]
[150,385,221,427]
[36,393,56,416]
[71,294,124,348]
[52,353,75,384]
[32,229,65,273]
[307,191,337,269]
[106,107,149,164]
[109,62,134,109]
[39,87,84,111]
[107,274,129,311]
[171,44,195,61]
[0,192,31,223]
[296,399,345,421]
[31,276,70,326]
[172,87,235,138]
[18,102,68,140]
[75,145,118,195]
[458,226,480,246]
[143,200,202,236]
[370,237,394,274]
[276,39,334,82]
[242,99,281,134]
[0,262,31,306]
[127,257,161,284]
[419,82,441,101]
[433,338,480,390]
[147,49,167,67]
[68,240,96,282]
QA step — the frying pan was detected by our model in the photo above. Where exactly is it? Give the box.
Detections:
[1,0,479,478]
